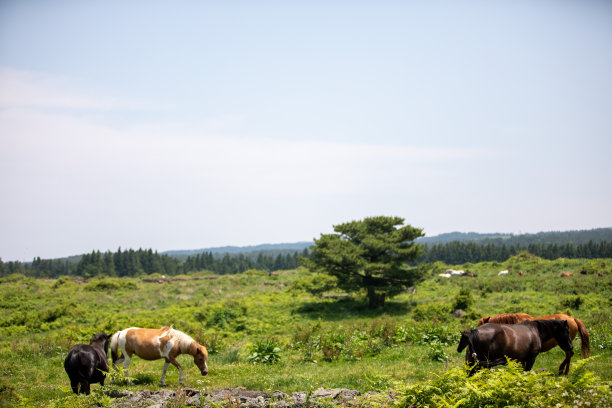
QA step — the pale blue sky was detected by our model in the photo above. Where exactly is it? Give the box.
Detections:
[1,0,611,261]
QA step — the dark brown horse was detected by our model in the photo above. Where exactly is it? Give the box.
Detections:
[64,333,109,394]
[458,319,574,375]
[478,313,590,358]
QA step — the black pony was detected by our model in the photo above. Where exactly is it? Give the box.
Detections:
[64,333,109,394]
[457,319,574,375]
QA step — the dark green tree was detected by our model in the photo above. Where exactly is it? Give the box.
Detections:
[302,216,425,308]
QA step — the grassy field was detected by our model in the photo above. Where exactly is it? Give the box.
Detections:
[1,254,611,407]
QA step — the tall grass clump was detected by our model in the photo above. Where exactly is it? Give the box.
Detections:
[396,358,611,408]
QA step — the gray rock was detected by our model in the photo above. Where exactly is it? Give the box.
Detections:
[109,387,375,408]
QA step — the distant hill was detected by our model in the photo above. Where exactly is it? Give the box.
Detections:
[417,228,612,246]
[13,228,611,265]
[162,228,612,260]
[416,232,512,244]
[162,242,313,261]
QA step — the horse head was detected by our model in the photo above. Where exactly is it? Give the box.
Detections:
[457,329,478,354]
[90,333,109,356]
[457,330,470,352]
[193,344,209,376]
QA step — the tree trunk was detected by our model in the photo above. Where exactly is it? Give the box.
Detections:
[367,288,386,309]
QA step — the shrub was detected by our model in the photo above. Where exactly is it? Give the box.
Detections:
[396,358,611,408]
[292,273,338,297]
[562,295,584,310]
[412,302,452,323]
[426,341,448,362]
[246,339,281,364]
[200,301,248,330]
[452,288,474,311]
[84,278,137,291]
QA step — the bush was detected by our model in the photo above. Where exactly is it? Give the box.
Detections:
[426,341,448,362]
[84,278,137,291]
[246,339,281,364]
[562,295,584,310]
[292,273,338,297]
[412,302,452,323]
[396,358,611,408]
[453,288,474,311]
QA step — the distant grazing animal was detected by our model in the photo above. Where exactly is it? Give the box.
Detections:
[458,319,574,375]
[477,313,590,358]
[518,270,524,276]
[462,272,477,278]
[498,270,509,276]
[560,272,573,277]
[446,269,465,276]
[110,326,208,386]
[64,333,109,395]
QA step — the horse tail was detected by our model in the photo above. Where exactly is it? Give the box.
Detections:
[574,318,591,358]
[110,331,120,364]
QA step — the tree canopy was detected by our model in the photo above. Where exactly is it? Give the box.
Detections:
[303,216,425,308]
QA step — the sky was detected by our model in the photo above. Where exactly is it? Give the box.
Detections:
[1,0,611,262]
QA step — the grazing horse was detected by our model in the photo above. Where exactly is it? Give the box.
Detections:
[110,326,208,386]
[458,319,574,375]
[477,313,590,358]
[64,333,109,395]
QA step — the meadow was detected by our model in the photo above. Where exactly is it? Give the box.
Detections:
[0,254,611,407]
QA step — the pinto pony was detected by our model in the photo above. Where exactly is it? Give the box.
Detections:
[477,313,590,358]
[110,326,208,386]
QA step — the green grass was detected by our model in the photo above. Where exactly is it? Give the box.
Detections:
[1,256,611,407]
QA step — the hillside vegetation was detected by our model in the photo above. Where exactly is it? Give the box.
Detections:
[0,254,611,407]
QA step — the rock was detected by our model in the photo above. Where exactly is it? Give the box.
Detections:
[453,309,466,318]
[108,387,373,408]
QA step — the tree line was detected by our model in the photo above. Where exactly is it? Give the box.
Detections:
[1,240,611,279]
[181,250,307,275]
[417,240,612,265]
[0,248,309,278]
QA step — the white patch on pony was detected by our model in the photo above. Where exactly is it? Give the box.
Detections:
[118,327,139,358]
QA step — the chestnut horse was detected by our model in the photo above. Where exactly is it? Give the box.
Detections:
[458,319,574,375]
[477,313,590,358]
[110,326,208,386]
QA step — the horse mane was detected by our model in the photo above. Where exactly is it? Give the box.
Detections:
[166,327,197,354]
[479,313,532,325]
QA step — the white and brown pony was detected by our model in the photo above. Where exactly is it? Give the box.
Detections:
[110,326,208,386]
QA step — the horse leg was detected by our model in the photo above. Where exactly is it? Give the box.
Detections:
[122,355,134,385]
[168,356,184,385]
[111,356,124,384]
[559,349,574,375]
[80,381,90,395]
[160,360,170,386]
[523,356,537,371]
[70,378,79,394]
